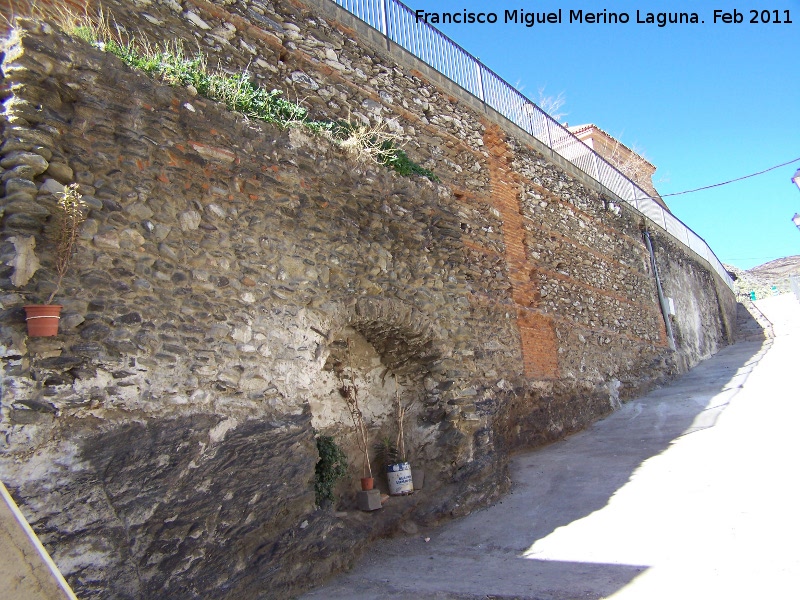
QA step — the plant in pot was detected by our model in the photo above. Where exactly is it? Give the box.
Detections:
[335,339,374,491]
[375,385,414,496]
[24,183,87,336]
[374,434,397,468]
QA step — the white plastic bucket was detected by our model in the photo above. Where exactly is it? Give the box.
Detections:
[386,462,413,495]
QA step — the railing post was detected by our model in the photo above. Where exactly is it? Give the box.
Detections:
[476,62,486,110]
[524,104,535,138]
[545,118,555,158]
[592,152,601,181]
[381,0,390,51]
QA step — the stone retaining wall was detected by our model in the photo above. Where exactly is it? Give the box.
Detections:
[0,1,737,598]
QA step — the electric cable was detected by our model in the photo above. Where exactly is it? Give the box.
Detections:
[658,156,800,199]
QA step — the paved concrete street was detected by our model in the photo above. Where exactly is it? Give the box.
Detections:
[301,294,800,600]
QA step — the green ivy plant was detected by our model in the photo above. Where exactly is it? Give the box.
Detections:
[314,434,348,507]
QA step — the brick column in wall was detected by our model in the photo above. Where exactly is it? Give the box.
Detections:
[483,122,559,379]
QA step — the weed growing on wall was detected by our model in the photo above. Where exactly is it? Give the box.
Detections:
[43,6,439,181]
[380,140,440,179]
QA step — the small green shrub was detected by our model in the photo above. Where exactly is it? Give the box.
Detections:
[379,141,440,181]
[314,434,348,507]
[373,435,399,469]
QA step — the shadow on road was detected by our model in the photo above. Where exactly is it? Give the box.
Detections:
[302,335,771,599]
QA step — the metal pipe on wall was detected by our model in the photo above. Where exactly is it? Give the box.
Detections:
[643,229,677,352]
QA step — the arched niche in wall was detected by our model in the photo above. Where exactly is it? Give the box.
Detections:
[307,297,449,491]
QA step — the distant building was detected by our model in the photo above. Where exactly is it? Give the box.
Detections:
[568,124,669,211]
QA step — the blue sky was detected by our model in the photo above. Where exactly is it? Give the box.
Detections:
[409,0,800,269]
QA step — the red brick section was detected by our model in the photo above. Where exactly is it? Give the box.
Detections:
[483,122,559,378]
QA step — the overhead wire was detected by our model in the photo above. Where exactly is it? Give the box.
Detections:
[656,156,800,199]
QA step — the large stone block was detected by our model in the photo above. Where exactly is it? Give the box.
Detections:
[356,489,382,511]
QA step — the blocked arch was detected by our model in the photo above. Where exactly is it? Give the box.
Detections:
[335,296,448,378]
[307,297,452,478]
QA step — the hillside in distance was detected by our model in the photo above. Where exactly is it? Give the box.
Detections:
[726,255,800,299]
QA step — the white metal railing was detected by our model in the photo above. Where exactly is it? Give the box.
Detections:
[330,0,734,289]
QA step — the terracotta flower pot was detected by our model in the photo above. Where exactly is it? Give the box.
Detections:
[360,477,374,491]
[23,305,62,337]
